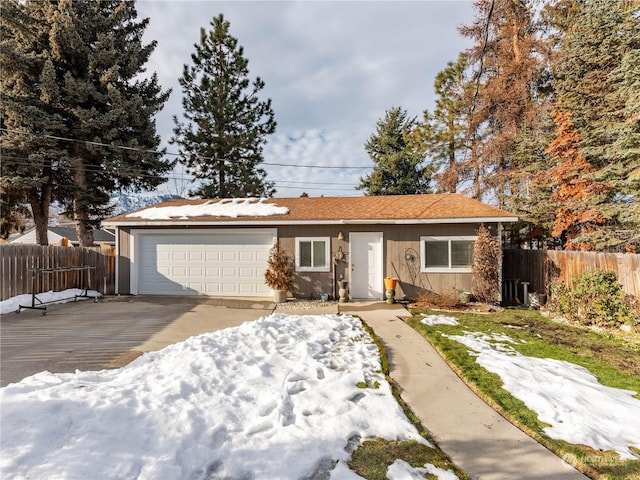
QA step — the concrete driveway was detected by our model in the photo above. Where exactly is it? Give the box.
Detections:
[0,296,274,387]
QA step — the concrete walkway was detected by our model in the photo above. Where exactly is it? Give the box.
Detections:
[117,299,589,479]
[345,302,589,480]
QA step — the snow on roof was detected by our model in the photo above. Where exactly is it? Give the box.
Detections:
[126,198,289,220]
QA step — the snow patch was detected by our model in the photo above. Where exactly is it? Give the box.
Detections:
[446,331,640,460]
[126,197,289,219]
[1,314,427,479]
[420,314,459,326]
[387,459,460,480]
[0,289,101,315]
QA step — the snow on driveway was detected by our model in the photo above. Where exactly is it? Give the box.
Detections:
[1,313,428,479]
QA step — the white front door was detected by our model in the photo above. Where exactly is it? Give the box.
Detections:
[349,232,383,299]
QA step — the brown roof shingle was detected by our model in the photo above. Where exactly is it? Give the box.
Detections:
[104,194,517,224]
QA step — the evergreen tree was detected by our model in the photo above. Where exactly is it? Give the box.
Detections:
[358,107,432,196]
[172,14,276,199]
[409,53,471,193]
[544,110,614,249]
[551,0,640,249]
[1,0,171,246]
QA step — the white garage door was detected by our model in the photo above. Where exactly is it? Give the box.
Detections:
[136,230,274,297]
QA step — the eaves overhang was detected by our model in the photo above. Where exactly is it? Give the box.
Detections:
[102,216,519,228]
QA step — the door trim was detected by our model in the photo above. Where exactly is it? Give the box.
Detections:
[349,232,383,299]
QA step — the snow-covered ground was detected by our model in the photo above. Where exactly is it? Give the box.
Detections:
[442,328,640,460]
[420,313,459,326]
[1,313,447,480]
[0,288,101,315]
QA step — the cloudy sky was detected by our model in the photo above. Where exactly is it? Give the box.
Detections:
[136,1,475,198]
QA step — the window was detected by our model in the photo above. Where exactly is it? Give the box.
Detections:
[421,236,476,272]
[296,237,330,272]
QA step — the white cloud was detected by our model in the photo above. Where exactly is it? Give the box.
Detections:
[135,1,475,197]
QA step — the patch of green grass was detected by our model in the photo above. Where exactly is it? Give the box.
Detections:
[348,439,455,480]
[407,308,640,480]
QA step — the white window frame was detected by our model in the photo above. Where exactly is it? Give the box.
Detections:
[295,237,331,273]
[420,235,476,273]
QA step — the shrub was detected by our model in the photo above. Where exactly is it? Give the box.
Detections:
[471,224,501,304]
[549,270,639,328]
[264,244,294,292]
[415,289,462,309]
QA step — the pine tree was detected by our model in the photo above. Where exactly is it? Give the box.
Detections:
[1,0,171,246]
[409,53,471,193]
[358,107,432,196]
[551,0,640,249]
[172,14,276,199]
[544,110,614,249]
[459,0,545,207]
[1,1,63,244]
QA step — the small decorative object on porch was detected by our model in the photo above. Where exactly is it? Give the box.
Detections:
[384,277,397,304]
[264,244,294,303]
[338,280,348,303]
[383,277,397,290]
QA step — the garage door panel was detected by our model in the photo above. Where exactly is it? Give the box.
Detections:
[222,267,237,277]
[205,267,220,276]
[222,283,238,294]
[206,252,221,261]
[239,267,254,277]
[222,251,237,262]
[137,231,272,297]
[239,251,255,262]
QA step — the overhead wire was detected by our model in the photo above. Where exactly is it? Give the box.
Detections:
[0,127,371,171]
[0,154,360,190]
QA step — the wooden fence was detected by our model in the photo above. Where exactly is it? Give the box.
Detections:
[503,249,640,299]
[0,245,116,301]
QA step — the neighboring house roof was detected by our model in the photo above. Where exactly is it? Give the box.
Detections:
[104,194,518,226]
[10,227,115,245]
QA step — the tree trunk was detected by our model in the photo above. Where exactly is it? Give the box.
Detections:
[28,184,52,246]
[218,159,225,198]
[72,158,95,247]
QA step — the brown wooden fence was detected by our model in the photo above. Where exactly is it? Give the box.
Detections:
[503,249,640,299]
[0,245,116,301]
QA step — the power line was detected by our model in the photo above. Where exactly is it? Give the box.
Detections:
[1,155,361,189]
[0,128,371,171]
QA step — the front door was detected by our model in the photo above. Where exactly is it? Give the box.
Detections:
[349,232,383,299]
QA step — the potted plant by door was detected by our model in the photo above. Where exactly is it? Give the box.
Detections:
[384,277,398,290]
[264,243,294,303]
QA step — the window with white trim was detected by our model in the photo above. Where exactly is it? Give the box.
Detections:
[295,237,330,272]
[420,236,476,272]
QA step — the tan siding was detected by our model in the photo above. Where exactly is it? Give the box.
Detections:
[115,222,493,299]
[276,223,489,300]
[117,227,132,294]
[275,225,347,299]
